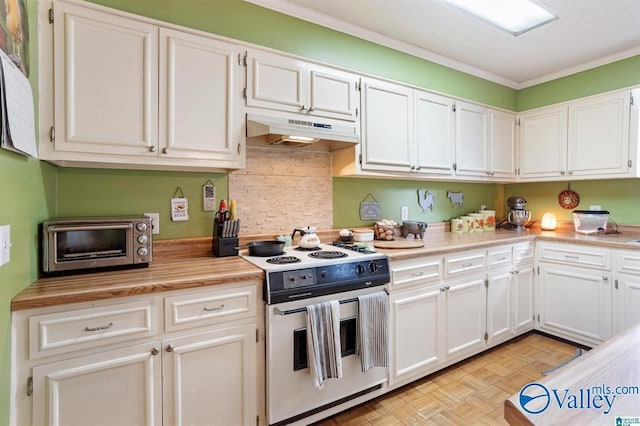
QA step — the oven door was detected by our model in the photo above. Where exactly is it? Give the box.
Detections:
[265,288,388,425]
[45,223,134,272]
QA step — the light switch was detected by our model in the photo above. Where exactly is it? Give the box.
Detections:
[0,225,10,266]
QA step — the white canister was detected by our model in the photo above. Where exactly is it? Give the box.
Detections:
[469,213,485,232]
[451,218,463,234]
[482,210,496,231]
[460,216,474,233]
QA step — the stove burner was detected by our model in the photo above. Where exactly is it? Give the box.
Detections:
[308,250,349,260]
[294,246,321,252]
[266,256,302,265]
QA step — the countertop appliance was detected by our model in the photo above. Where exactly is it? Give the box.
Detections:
[242,243,390,425]
[506,196,531,231]
[41,216,152,275]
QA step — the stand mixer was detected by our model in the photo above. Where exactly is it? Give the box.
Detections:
[506,196,531,230]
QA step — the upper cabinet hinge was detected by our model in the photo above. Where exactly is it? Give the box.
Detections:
[49,126,55,143]
[615,279,619,290]
[630,93,635,106]
[356,80,361,91]
[452,104,457,112]
[452,163,457,171]
[537,266,540,275]
[27,376,33,397]
[484,277,488,288]
[238,52,247,67]
[237,143,242,155]
[628,159,632,168]
[256,329,259,343]
[355,107,359,118]
[48,8,54,24]
[483,332,488,341]
[242,87,247,99]
[517,118,521,126]
[359,154,363,165]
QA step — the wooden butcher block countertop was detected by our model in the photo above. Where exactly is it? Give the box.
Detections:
[11,254,263,311]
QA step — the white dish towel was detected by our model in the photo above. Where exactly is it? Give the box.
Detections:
[357,291,389,372]
[306,300,342,389]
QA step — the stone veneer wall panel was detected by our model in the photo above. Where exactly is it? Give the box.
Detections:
[228,147,333,235]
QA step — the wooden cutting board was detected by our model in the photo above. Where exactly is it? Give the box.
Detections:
[374,240,425,249]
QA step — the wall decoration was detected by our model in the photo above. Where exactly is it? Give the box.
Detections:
[1,0,30,76]
[359,193,381,220]
[558,184,580,209]
[447,190,464,208]
[417,189,434,212]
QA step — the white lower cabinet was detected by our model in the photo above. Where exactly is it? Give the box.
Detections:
[513,265,535,334]
[535,242,613,347]
[614,250,640,333]
[389,285,443,385]
[32,342,162,426]
[443,276,487,359]
[486,268,513,346]
[12,282,261,426]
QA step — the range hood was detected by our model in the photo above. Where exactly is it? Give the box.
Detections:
[246,113,359,149]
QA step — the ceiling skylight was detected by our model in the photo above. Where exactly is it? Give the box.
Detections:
[443,0,557,36]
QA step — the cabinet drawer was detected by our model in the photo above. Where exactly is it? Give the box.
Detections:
[513,242,535,265]
[390,257,442,289]
[538,243,610,269]
[164,284,257,332]
[616,250,640,274]
[445,251,485,278]
[487,247,512,270]
[29,300,159,360]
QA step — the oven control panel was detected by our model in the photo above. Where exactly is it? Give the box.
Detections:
[283,269,317,289]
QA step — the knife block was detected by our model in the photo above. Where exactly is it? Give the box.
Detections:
[213,236,238,257]
[212,220,238,257]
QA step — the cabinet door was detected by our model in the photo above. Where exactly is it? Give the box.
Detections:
[568,90,631,177]
[444,277,486,359]
[454,101,488,177]
[537,264,612,346]
[488,109,516,179]
[514,265,535,334]
[309,67,359,121]
[159,28,241,162]
[246,50,307,113]
[360,79,413,172]
[32,343,162,426]
[518,105,567,179]
[414,91,455,175]
[53,2,158,155]
[486,269,513,346]
[389,286,443,385]
[163,324,256,426]
[615,273,640,333]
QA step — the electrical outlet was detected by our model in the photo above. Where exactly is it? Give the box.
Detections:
[0,225,10,266]
[401,206,409,221]
[144,213,160,235]
[590,205,602,210]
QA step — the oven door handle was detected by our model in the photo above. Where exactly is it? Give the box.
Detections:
[274,289,388,315]
[47,224,133,232]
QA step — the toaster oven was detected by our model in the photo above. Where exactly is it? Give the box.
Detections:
[41,216,152,275]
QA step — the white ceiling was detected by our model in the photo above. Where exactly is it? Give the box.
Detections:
[246,0,640,89]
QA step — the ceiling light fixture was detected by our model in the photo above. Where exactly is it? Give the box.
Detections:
[443,0,557,36]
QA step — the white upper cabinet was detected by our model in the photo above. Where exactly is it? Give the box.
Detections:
[52,1,159,156]
[42,0,244,171]
[454,101,489,177]
[414,91,455,175]
[518,89,634,181]
[159,28,240,162]
[360,78,414,172]
[245,49,359,121]
[488,108,517,179]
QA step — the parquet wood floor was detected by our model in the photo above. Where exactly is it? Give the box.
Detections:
[316,332,580,425]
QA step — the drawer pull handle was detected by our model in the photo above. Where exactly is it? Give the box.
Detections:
[411,272,425,277]
[84,322,113,332]
[497,256,507,261]
[565,255,579,261]
[462,262,473,267]
[204,304,225,312]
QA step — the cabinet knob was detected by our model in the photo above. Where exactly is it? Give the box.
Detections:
[560,171,566,175]
[300,104,307,111]
[162,148,169,154]
[149,146,157,152]
[568,170,574,175]
[602,276,609,281]
[308,106,314,112]
[150,347,160,356]
[166,344,174,352]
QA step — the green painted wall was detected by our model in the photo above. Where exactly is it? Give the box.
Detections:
[517,55,640,111]
[56,169,228,239]
[334,178,503,228]
[1,0,640,424]
[505,179,640,226]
